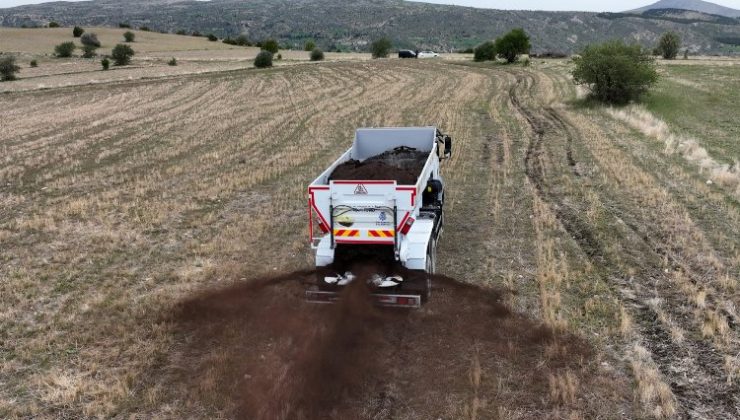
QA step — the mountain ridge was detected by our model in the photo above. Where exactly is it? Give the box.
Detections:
[629,0,740,18]
[1,0,739,54]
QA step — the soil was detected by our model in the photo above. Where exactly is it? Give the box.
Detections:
[170,263,615,419]
[329,148,428,185]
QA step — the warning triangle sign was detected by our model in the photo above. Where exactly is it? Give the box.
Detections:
[354,184,368,195]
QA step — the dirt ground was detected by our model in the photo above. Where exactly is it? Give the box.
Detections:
[1,56,738,419]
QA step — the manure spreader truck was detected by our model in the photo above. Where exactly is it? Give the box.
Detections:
[307,127,452,308]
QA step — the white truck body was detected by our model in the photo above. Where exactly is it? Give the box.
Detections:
[307,127,451,307]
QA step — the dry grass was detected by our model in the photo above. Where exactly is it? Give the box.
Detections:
[629,344,678,419]
[0,27,240,55]
[606,106,740,198]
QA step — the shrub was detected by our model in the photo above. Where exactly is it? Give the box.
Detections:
[473,41,496,62]
[176,29,187,35]
[370,37,392,58]
[111,44,135,66]
[48,21,60,28]
[139,26,150,32]
[30,59,38,68]
[657,32,680,60]
[80,32,101,47]
[54,41,76,58]
[310,48,325,61]
[119,23,131,29]
[304,40,316,51]
[0,56,21,81]
[262,38,279,54]
[683,49,689,59]
[276,53,282,60]
[207,34,218,42]
[523,57,531,67]
[495,28,531,63]
[572,40,658,104]
[460,47,474,54]
[168,57,177,66]
[192,31,202,37]
[123,31,135,43]
[82,45,98,58]
[254,50,273,68]
[73,26,84,37]
[101,57,110,70]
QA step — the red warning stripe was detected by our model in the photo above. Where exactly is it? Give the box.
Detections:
[333,229,360,237]
[368,230,395,238]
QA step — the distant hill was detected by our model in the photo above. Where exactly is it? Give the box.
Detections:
[629,0,740,18]
[1,0,739,54]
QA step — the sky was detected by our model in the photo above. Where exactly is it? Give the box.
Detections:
[1,0,740,12]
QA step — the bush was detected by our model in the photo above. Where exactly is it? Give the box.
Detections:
[123,31,135,43]
[30,59,38,68]
[683,49,689,59]
[495,28,531,63]
[370,37,392,58]
[82,45,98,58]
[310,48,325,61]
[658,32,680,60]
[54,42,76,58]
[0,56,21,81]
[73,26,84,37]
[111,44,135,66]
[254,50,273,68]
[473,41,496,62]
[80,32,101,47]
[139,26,150,32]
[304,40,316,51]
[572,40,658,104]
[207,34,218,42]
[262,38,279,54]
[276,53,282,60]
[101,58,110,70]
[48,21,60,28]
[192,31,202,37]
[119,23,131,29]
[168,57,177,66]
[175,29,187,36]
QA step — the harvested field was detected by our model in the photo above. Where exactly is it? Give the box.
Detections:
[1,55,738,419]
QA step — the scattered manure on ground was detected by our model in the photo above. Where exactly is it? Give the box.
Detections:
[171,265,601,419]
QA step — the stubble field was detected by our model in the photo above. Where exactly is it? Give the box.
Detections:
[1,50,738,418]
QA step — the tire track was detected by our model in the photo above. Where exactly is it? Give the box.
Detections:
[508,70,740,418]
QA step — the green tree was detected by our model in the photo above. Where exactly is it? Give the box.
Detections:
[207,34,218,42]
[48,21,60,28]
[54,42,76,58]
[0,56,21,81]
[657,32,680,60]
[473,41,496,62]
[101,58,110,70]
[123,31,135,43]
[262,38,279,54]
[82,45,98,58]
[73,26,84,37]
[495,28,531,63]
[310,48,325,61]
[304,40,316,51]
[111,44,135,66]
[572,40,658,104]
[254,50,273,68]
[370,37,392,58]
[80,32,101,47]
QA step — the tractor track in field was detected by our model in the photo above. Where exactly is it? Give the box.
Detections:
[508,70,740,418]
